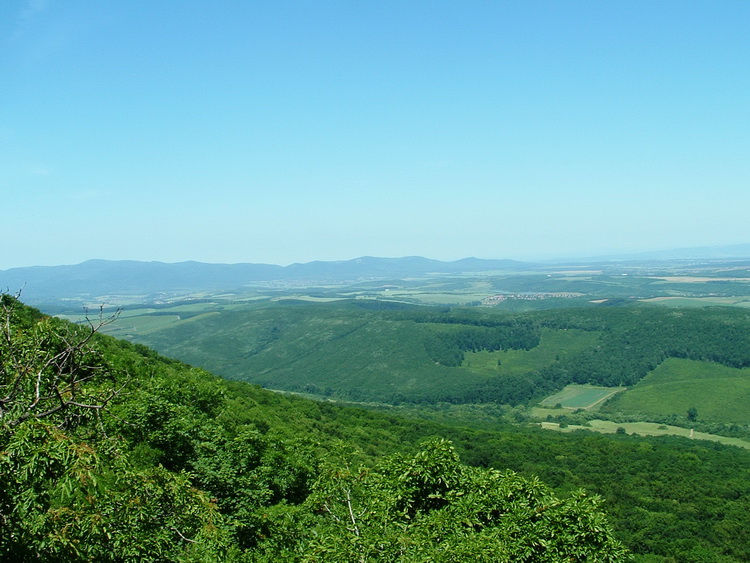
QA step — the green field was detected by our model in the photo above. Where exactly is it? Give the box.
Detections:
[463,328,601,376]
[539,384,625,410]
[539,420,750,449]
[61,302,246,338]
[639,296,750,308]
[601,357,750,424]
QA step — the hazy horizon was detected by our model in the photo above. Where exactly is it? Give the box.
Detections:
[3,1,749,270]
[4,241,750,272]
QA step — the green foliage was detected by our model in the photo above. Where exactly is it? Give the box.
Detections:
[0,297,630,561]
[0,420,231,561]
[0,296,124,430]
[122,300,750,412]
[7,295,750,560]
[449,428,750,562]
[299,439,628,562]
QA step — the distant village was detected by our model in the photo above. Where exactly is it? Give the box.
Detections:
[482,292,583,305]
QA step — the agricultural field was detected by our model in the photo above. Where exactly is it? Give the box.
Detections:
[539,384,625,410]
[639,296,750,308]
[59,301,244,338]
[539,420,750,449]
[600,357,750,425]
[532,356,750,443]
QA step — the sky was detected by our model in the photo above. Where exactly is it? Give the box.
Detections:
[1,0,749,269]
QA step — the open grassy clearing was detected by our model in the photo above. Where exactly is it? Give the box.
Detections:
[273,296,347,302]
[61,301,249,337]
[601,358,750,424]
[463,328,601,376]
[105,314,182,336]
[539,384,626,410]
[380,292,485,305]
[639,296,750,307]
[369,288,490,305]
[105,311,223,336]
[539,420,750,449]
[648,276,750,283]
[158,302,246,312]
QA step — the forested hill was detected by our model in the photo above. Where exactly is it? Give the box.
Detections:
[127,300,750,406]
[1,294,626,561]
[3,296,750,561]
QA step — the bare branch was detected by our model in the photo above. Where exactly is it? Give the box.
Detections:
[1,293,129,431]
[170,526,198,544]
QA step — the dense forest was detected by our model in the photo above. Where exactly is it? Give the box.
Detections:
[128,300,750,409]
[3,294,750,561]
[446,306,750,405]
[0,295,625,561]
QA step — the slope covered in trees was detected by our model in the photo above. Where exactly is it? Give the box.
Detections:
[0,295,627,561]
[123,300,750,408]
[4,295,750,561]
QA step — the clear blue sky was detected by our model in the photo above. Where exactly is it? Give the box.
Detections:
[2,0,749,269]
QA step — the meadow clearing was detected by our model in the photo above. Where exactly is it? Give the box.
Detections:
[539,384,626,410]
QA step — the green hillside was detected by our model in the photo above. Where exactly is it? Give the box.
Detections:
[117,301,545,403]
[1,295,629,561]
[116,300,750,418]
[601,357,750,425]
[5,295,750,560]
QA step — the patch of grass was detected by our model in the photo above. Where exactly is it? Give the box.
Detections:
[539,420,750,449]
[540,384,626,410]
[463,328,601,376]
[601,357,750,425]
[101,306,227,337]
[639,296,750,308]
[105,314,183,335]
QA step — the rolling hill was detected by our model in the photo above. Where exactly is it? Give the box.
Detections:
[101,300,750,430]
[4,295,750,561]
[0,256,532,304]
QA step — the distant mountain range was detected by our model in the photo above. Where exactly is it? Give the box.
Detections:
[3,244,749,305]
[0,256,531,303]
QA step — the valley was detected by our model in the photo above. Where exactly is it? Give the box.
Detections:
[5,254,750,560]
[42,256,750,450]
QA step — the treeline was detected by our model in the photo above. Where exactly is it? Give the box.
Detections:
[423,324,540,367]
[403,305,750,405]
[543,307,750,384]
[395,307,541,368]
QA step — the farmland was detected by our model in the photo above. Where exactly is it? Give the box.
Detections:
[539,420,750,449]
[539,384,625,410]
[601,357,750,425]
[533,380,750,449]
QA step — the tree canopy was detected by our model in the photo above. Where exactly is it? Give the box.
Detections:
[0,295,629,561]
